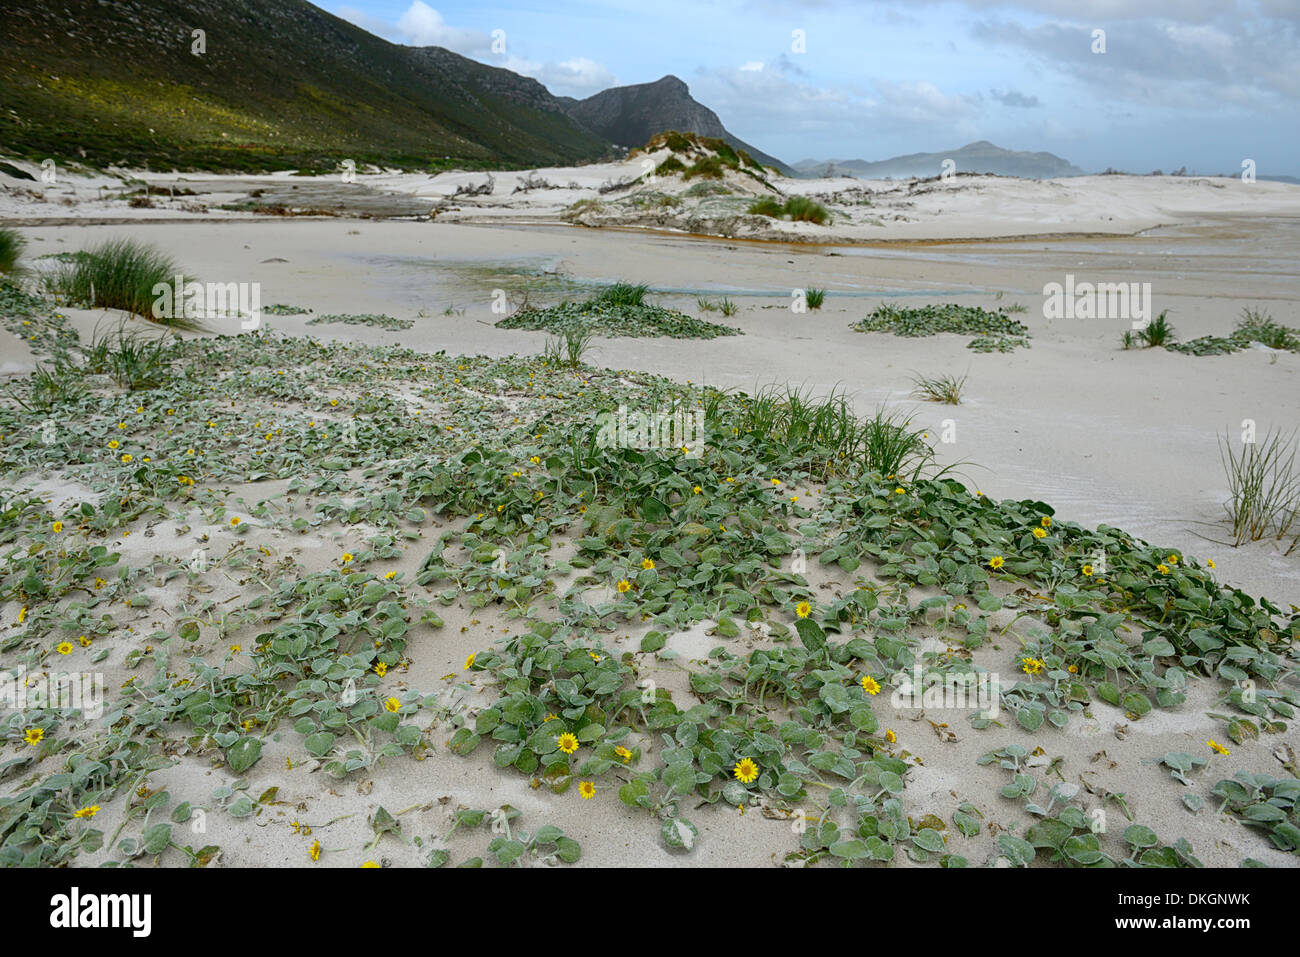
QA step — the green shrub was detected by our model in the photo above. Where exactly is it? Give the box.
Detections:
[655,156,686,176]
[785,196,830,224]
[805,288,827,310]
[593,282,649,307]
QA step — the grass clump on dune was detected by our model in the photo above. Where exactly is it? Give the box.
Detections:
[0,227,24,274]
[853,303,1031,352]
[45,238,204,330]
[747,196,830,225]
[497,283,740,339]
[1168,307,1300,357]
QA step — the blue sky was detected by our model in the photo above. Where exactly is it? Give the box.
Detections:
[329,1,1300,175]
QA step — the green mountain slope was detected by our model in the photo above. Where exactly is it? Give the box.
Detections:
[0,0,610,172]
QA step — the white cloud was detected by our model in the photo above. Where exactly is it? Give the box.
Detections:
[395,1,490,53]
[739,61,765,71]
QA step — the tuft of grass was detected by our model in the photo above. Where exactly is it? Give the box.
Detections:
[718,297,737,317]
[543,325,595,369]
[46,238,203,330]
[6,361,87,412]
[696,296,718,313]
[0,227,25,274]
[1124,310,1175,348]
[1219,427,1300,549]
[784,196,830,224]
[910,372,967,405]
[593,282,649,307]
[747,196,831,225]
[805,288,826,310]
[103,326,172,390]
[654,156,686,176]
[683,156,725,180]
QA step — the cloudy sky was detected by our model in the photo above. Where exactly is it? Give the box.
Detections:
[330,0,1300,175]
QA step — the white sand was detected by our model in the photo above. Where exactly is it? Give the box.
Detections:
[2,162,1298,868]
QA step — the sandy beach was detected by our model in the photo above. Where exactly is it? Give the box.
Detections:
[2,159,1298,870]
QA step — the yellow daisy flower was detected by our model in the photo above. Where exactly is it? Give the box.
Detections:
[557,733,579,755]
[641,558,655,570]
[796,601,811,619]
[733,757,759,784]
[24,728,43,746]
[51,521,63,533]
[374,662,387,677]
[614,746,633,763]
[616,579,631,593]
[309,840,322,861]
[74,805,100,819]
[56,642,73,656]
[578,781,596,799]
[384,696,401,713]
[1032,527,1047,539]
[860,675,881,695]
[989,556,1005,569]
[465,653,476,669]
[1207,740,1230,756]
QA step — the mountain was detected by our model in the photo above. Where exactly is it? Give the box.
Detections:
[560,76,792,174]
[0,0,609,171]
[793,141,1084,179]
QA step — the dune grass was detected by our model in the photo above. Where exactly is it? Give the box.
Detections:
[747,196,831,225]
[1219,427,1300,550]
[45,238,203,330]
[0,227,24,274]
[593,282,649,307]
[1123,310,1176,349]
[911,372,967,405]
[805,288,827,310]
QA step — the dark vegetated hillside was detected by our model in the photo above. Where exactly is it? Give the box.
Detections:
[0,0,610,172]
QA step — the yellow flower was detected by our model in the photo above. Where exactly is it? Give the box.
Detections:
[733,757,759,784]
[108,439,120,450]
[24,727,43,746]
[529,456,540,465]
[1167,554,1179,565]
[557,733,579,754]
[374,662,387,677]
[693,485,702,494]
[361,860,380,868]
[894,487,905,495]
[94,578,105,589]
[384,696,401,713]
[330,399,339,407]
[1021,657,1045,676]
[614,745,633,763]
[79,636,91,647]
[989,556,1005,570]
[1082,564,1094,576]
[1032,527,1047,539]
[309,840,322,861]
[860,675,881,695]
[18,606,27,623]
[342,552,354,564]
[465,653,476,669]
[641,558,655,570]
[230,516,241,527]
[578,781,596,799]
[616,579,631,593]
[1067,664,1078,673]
[56,641,73,656]
[1157,563,1170,575]
[1040,516,1052,528]
[120,454,133,463]
[544,713,557,722]
[1207,740,1230,756]
[885,728,896,743]
[384,570,397,580]
[51,521,63,533]
[74,805,100,819]
[796,601,811,619]
[771,478,781,486]
[1207,559,1216,569]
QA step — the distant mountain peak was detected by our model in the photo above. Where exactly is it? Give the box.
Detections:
[793,141,1083,179]
[561,76,790,173]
